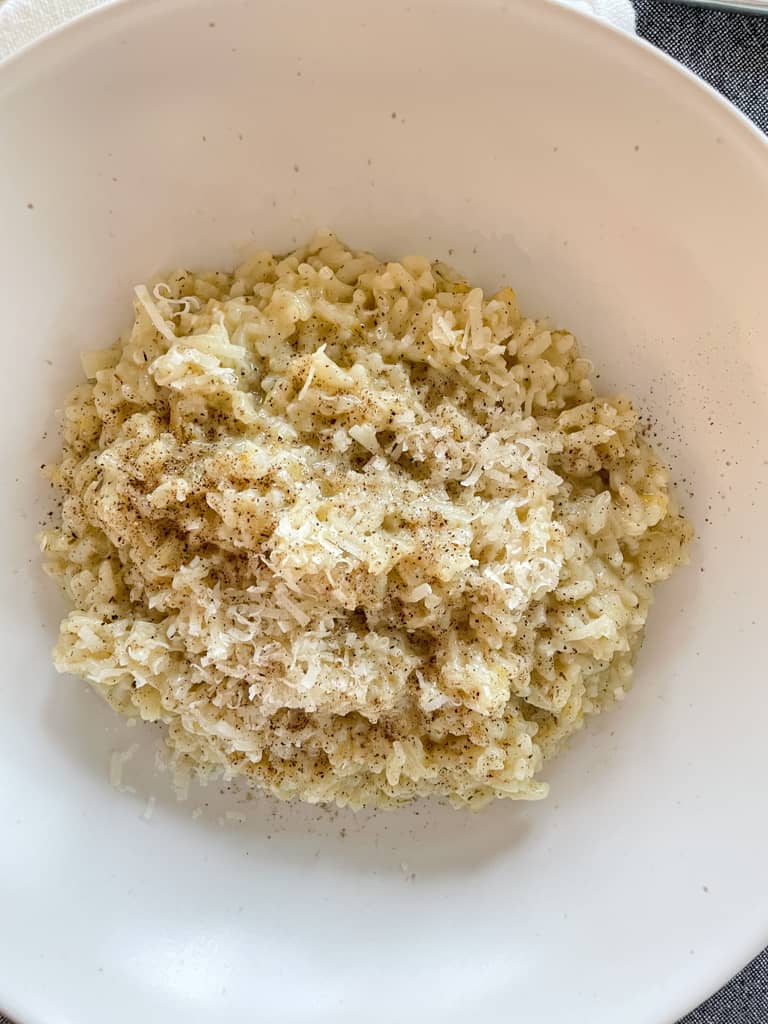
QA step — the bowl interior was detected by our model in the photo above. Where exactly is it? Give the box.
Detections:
[1,2,767,1023]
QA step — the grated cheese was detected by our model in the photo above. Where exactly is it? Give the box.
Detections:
[40,232,691,809]
[109,744,139,794]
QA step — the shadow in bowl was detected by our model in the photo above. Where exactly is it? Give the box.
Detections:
[41,670,535,879]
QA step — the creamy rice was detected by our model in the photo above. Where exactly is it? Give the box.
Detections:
[40,232,691,808]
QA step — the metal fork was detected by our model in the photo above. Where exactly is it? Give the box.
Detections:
[672,0,768,11]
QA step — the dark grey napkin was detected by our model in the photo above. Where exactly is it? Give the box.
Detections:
[678,949,768,1024]
[1,5,766,1024]
[635,7,768,1022]
[635,0,768,132]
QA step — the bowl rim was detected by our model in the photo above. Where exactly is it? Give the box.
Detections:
[0,0,766,162]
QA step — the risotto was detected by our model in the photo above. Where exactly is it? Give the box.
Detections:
[40,232,691,808]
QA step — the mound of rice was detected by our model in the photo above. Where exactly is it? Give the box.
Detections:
[40,232,691,808]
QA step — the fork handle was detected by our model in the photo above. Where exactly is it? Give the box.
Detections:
[670,0,768,11]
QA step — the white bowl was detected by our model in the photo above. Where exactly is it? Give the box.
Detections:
[1,2,767,1022]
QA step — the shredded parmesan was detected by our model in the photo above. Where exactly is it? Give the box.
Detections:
[133,284,177,345]
[41,231,691,809]
[109,744,139,794]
